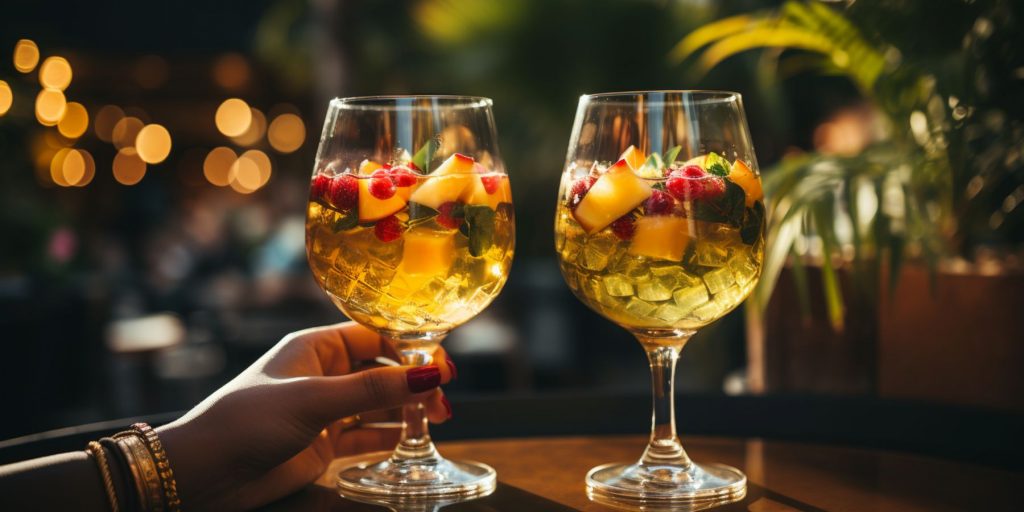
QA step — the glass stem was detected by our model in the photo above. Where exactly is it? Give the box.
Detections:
[389,334,445,464]
[636,330,694,468]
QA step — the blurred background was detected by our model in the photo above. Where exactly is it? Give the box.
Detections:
[1,0,1022,466]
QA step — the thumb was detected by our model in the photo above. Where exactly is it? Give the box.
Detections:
[310,364,443,421]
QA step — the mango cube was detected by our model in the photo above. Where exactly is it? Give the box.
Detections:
[573,160,652,233]
[358,178,406,222]
[728,159,763,207]
[400,228,455,275]
[628,216,691,261]
[358,159,383,175]
[460,174,511,210]
[619,145,646,171]
[409,153,475,209]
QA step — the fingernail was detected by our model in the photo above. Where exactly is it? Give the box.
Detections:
[445,354,458,380]
[406,365,441,393]
[441,395,453,419]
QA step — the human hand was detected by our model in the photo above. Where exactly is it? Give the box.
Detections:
[156,322,455,511]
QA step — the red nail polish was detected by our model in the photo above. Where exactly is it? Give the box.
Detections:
[407,365,441,393]
[441,395,453,419]
[445,354,458,380]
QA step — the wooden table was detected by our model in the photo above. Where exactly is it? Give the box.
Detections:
[258,435,1022,511]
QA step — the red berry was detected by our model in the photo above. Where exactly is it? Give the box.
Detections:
[481,175,501,194]
[436,201,463,230]
[369,173,396,200]
[374,215,403,242]
[407,161,421,172]
[327,174,358,210]
[310,173,331,201]
[388,166,418,187]
[666,175,702,201]
[645,189,675,215]
[611,215,636,240]
[569,176,597,209]
[702,177,726,199]
[681,165,705,178]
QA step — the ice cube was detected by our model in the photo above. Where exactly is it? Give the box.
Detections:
[695,240,731,267]
[673,285,709,313]
[612,253,650,281]
[579,233,620,271]
[561,239,583,263]
[624,297,657,318]
[712,284,745,310]
[361,258,398,290]
[654,303,687,323]
[348,284,382,312]
[703,267,737,295]
[324,268,354,299]
[692,301,723,322]
[730,250,760,286]
[588,276,621,307]
[603,274,635,297]
[637,279,673,302]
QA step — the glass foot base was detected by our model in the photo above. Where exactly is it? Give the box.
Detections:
[586,461,746,510]
[336,451,496,499]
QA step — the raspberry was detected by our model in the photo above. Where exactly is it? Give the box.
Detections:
[645,189,675,215]
[436,201,463,230]
[569,176,597,209]
[369,171,396,200]
[666,175,703,201]
[681,165,705,178]
[610,215,636,240]
[374,215,403,242]
[481,175,501,194]
[702,177,726,200]
[310,173,331,201]
[388,166,418,188]
[327,174,358,210]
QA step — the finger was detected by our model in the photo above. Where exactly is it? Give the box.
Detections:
[289,322,390,376]
[311,364,450,421]
[432,346,457,382]
[423,389,452,424]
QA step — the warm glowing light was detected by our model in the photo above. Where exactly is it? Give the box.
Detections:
[13,39,40,73]
[94,105,125,142]
[62,149,87,185]
[57,102,89,138]
[231,149,272,192]
[135,124,172,164]
[0,81,11,116]
[39,56,72,90]
[203,147,237,186]
[212,53,251,91]
[215,98,251,137]
[230,108,266,146]
[113,149,147,185]
[112,116,144,149]
[74,149,96,186]
[267,113,305,153]
[50,148,72,186]
[35,88,66,126]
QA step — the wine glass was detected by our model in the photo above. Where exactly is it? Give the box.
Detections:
[554,91,765,507]
[306,96,514,498]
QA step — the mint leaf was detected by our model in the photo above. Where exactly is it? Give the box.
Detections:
[705,152,730,177]
[691,180,745,226]
[664,145,682,167]
[462,204,496,257]
[332,207,360,231]
[408,202,439,220]
[740,201,765,245]
[411,139,440,173]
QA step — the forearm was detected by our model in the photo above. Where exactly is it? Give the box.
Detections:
[0,451,108,511]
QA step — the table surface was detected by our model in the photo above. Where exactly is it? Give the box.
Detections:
[254,435,1023,511]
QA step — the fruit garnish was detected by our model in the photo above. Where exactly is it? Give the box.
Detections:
[328,174,359,210]
[400,227,455,274]
[573,159,652,233]
[645,189,675,215]
[704,152,731,177]
[680,165,705,178]
[728,159,763,207]
[666,170,704,201]
[374,215,403,242]
[359,159,383,175]
[437,201,463,230]
[408,153,476,209]
[619,145,646,171]
[568,176,597,210]
[635,152,664,179]
[311,173,331,201]
[702,176,726,200]
[481,175,500,194]
[683,154,706,168]
[369,171,397,200]
[611,215,636,240]
[461,174,510,210]
[628,216,690,261]
[388,166,418,188]
[358,177,406,222]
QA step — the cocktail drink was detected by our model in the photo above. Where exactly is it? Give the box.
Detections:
[306,96,513,498]
[555,91,765,508]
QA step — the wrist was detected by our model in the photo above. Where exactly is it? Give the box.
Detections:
[157,421,225,511]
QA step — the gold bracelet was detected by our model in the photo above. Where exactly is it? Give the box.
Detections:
[130,423,182,512]
[86,441,120,512]
[114,432,165,512]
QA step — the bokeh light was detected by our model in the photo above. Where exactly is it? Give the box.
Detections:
[35,88,66,126]
[57,102,89,139]
[231,149,272,192]
[113,148,147,185]
[74,149,96,187]
[215,98,252,137]
[212,53,251,91]
[13,39,40,73]
[203,147,237,186]
[39,56,72,90]
[0,81,12,116]
[135,124,172,164]
[112,116,144,150]
[94,105,125,142]
[61,149,87,186]
[49,148,72,186]
[230,107,266,146]
[267,113,305,153]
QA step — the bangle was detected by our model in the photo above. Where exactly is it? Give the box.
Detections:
[86,441,120,512]
[130,423,182,512]
[114,432,165,512]
[101,437,140,512]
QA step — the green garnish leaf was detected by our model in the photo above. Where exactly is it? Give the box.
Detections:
[462,204,496,257]
[408,202,439,221]
[691,180,745,226]
[705,152,730,177]
[332,206,360,231]
[740,201,766,245]
[664,145,682,167]
[411,138,440,173]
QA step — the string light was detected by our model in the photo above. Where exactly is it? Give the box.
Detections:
[0,81,11,116]
[267,113,305,153]
[112,116,144,149]
[50,148,72,186]
[13,39,40,73]
[74,149,96,186]
[113,148,146,185]
[57,102,89,139]
[94,105,125,142]
[203,147,236,186]
[39,56,72,91]
[230,107,266,146]
[35,88,66,126]
[231,149,272,192]
[135,124,172,164]
[215,98,251,137]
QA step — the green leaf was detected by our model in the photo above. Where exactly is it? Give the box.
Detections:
[691,180,745,226]
[705,152,730,177]
[664,145,682,167]
[462,204,496,257]
[411,138,440,172]
[740,201,766,245]
[332,207,360,231]
[636,152,665,178]
[407,201,440,228]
